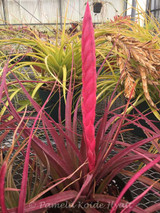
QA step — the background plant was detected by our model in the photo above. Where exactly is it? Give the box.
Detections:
[1,5,160,118]
[94,6,160,116]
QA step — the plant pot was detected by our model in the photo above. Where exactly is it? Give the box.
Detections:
[39,89,65,122]
[108,175,133,202]
[93,2,102,13]
[10,55,32,65]
[39,88,65,122]
[39,87,81,122]
[128,101,160,138]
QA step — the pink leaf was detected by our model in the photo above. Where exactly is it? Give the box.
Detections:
[110,154,160,213]
[121,184,155,213]
[6,190,78,213]
[0,161,7,213]
[18,83,58,213]
[0,62,10,101]
[71,174,93,207]
[144,203,160,213]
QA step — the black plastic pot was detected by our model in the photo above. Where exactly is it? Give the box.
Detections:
[39,87,81,122]
[93,2,102,13]
[39,89,65,122]
[108,175,133,202]
[128,101,160,138]
[10,55,33,65]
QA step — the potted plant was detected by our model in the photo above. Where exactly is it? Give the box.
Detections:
[0,3,160,213]
[93,12,160,137]
[93,1,103,13]
[92,0,118,14]
[107,22,160,136]
[0,25,82,121]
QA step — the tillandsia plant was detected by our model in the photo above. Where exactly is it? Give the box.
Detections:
[1,2,160,213]
[0,19,82,113]
[94,3,160,117]
[0,18,82,85]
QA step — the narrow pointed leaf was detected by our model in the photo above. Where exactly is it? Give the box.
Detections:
[0,161,7,213]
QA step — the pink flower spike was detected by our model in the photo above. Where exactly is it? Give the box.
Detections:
[81,2,96,171]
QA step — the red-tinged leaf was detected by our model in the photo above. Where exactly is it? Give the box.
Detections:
[11,70,82,167]
[4,70,81,175]
[110,154,160,213]
[40,123,74,172]
[54,123,83,162]
[124,102,160,135]
[99,134,160,180]
[95,118,123,174]
[95,107,110,148]
[82,2,96,171]
[80,133,89,173]
[0,161,7,213]
[8,119,70,178]
[73,96,81,146]
[8,67,79,165]
[145,132,160,153]
[18,120,72,177]
[96,102,130,165]
[124,116,157,136]
[18,82,60,213]
[0,130,9,144]
[5,115,76,178]
[144,203,160,213]
[5,188,21,192]
[121,170,160,191]
[0,62,10,101]
[121,184,155,213]
[65,49,74,141]
[31,137,72,178]
[18,134,36,211]
[133,105,160,134]
[95,155,148,193]
[41,120,53,149]
[71,174,93,207]
[29,161,88,204]
[26,190,77,212]
[80,135,88,175]
[6,191,78,213]
[127,146,160,167]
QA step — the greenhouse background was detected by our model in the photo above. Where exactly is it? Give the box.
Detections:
[0,0,157,28]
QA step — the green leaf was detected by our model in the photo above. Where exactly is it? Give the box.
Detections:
[31,83,44,98]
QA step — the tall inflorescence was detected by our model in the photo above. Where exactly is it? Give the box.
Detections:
[81,2,96,171]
